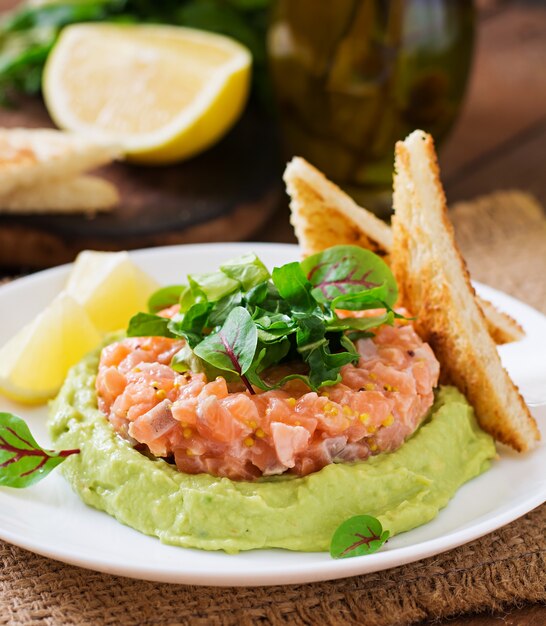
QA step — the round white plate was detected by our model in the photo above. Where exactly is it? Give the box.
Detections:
[0,243,544,587]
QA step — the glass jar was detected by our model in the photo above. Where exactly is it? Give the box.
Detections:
[267,0,475,216]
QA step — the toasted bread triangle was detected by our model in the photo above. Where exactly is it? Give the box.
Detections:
[391,130,539,452]
[283,156,524,346]
[284,157,392,258]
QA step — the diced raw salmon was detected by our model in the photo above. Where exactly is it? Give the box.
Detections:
[95,318,440,480]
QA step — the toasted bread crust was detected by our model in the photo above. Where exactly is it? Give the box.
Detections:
[284,157,392,258]
[476,296,525,344]
[391,131,539,452]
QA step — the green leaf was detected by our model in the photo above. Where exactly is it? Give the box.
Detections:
[245,280,269,306]
[0,413,79,488]
[193,307,257,391]
[170,343,234,380]
[147,284,185,313]
[295,315,327,354]
[330,515,390,559]
[220,252,270,290]
[246,281,289,314]
[179,284,200,313]
[301,245,398,308]
[168,301,212,336]
[127,312,174,338]
[330,289,390,312]
[188,270,240,302]
[327,311,395,333]
[306,343,359,389]
[272,262,315,312]
[208,291,243,327]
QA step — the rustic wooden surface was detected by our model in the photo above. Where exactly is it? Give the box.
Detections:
[0,98,282,269]
[0,0,545,624]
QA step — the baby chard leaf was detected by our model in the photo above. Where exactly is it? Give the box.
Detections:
[301,245,398,308]
[330,515,390,559]
[0,413,79,488]
[193,307,258,393]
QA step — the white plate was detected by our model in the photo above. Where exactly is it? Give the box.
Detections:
[0,243,544,587]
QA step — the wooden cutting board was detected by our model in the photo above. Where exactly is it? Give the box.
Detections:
[0,97,283,269]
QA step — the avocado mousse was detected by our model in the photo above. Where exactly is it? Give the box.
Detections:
[49,348,495,553]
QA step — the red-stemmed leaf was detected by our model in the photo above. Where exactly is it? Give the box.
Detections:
[193,307,258,394]
[0,413,79,488]
[330,515,390,559]
[301,245,398,307]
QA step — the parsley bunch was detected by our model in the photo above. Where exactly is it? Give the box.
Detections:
[127,245,399,394]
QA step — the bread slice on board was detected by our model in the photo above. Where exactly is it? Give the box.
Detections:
[391,130,539,452]
[284,156,524,346]
[0,175,118,213]
[0,128,119,196]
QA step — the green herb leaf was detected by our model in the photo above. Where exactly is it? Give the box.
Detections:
[188,270,240,302]
[327,311,395,333]
[208,291,243,327]
[127,312,175,338]
[168,301,212,337]
[330,515,390,559]
[301,245,398,308]
[220,252,270,290]
[147,284,185,313]
[0,413,79,488]
[272,262,315,312]
[193,306,257,392]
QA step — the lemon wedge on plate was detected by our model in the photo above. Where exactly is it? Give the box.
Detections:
[43,23,252,164]
[0,293,101,405]
[66,250,159,333]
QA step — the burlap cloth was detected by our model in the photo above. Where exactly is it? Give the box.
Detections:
[0,191,545,626]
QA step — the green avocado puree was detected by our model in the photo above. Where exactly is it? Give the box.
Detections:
[48,349,496,553]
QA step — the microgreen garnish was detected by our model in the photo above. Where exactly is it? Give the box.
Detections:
[330,515,390,559]
[0,413,79,488]
[193,307,257,394]
[301,246,398,309]
[127,245,402,392]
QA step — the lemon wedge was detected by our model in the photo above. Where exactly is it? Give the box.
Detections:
[0,293,101,405]
[42,23,252,164]
[65,250,159,333]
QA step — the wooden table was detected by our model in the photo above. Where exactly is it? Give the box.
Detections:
[0,0,545,624]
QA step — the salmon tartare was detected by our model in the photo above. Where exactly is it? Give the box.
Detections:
[96,321,440,480]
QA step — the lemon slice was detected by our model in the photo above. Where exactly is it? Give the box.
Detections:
[0,293,101,404]
[65,250,159,333]
[43,24,252,164]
